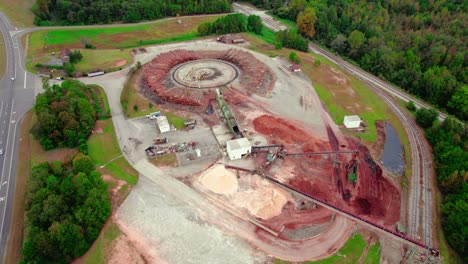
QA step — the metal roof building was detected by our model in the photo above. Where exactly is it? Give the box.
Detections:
[343,115,362,129]
[226,138,251,160]
[156,116,170,133]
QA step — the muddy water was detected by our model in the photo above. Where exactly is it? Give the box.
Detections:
[381,123,404,175]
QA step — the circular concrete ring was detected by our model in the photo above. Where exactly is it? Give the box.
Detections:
[172,59,239,89]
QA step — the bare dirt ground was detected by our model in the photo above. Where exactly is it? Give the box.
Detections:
[79,40,401,263]
[110,219,169,264]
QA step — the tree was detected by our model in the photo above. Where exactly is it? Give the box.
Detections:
[69,50,83,64]
[448,86,468,120]
[289,51,301,64]
[63,62,75,76]
[330,34,348,54]
[415,108,438,128]
[23,160,111,262]
[296,7,317,38]
[406,100,417,112]
[247,15,263,35]
[348,30,366,57]
[72,155,94,175]
[197,22,211,36]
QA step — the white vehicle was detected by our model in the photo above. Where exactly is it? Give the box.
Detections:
[10,77,14,81]
[56,76,64,80]
[0,149,3,155]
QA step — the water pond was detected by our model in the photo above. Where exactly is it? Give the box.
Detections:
[381,122,404,175]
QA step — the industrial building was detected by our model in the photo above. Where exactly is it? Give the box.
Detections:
[226,138,251,160]
[156,116,170,133]
[343,115,361,129]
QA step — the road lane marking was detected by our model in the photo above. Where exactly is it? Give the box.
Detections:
[24,71,27,89]
[0,98,17,245]
[0,101,3,120]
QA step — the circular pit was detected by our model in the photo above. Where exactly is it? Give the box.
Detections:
[172,59,239,89]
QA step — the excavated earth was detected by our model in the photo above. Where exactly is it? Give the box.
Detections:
[130,41,402,262]
[252,114,401,227]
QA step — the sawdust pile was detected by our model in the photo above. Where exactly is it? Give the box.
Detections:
[200,164,239,195]
[142,49,275,106]
[233,186,290,220]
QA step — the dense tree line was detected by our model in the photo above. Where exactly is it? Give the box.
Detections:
[21,156,111,263]
[246,0,467,121]
[275,29,309,52]
[198,14,263,36]
[32,0,232,25]
[424,117,468,261]
[31,80,98,152]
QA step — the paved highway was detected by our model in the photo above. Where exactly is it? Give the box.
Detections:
[234,3,434,246]
[0,12,37,262]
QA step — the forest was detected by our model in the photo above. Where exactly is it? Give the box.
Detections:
[32,0,232,25]
[251,0,467,121]
[423,116,467,261]
[21,157,111,263]
[30,80,100,153]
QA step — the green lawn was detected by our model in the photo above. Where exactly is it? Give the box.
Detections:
[309,234,366,264]
[274,234,367,264]
[80,222,121,264]
[363,242,381,264]
[87,119,138,185]
[75,49,133,73]
[26,15,220,74]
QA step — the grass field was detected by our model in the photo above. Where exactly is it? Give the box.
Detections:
[363,242,381,264]
[77,221,121,264]
[0,0,35,27]
[274,234,367,264]
[26,15,219,73]
[0,30,5,79]
[309,234,366,264]
[74,49,133,73]
[87,119,138,185]
[27,16,219,51]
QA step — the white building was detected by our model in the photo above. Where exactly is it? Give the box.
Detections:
[343,115,362,129]
[226,138,251,160]
[156,116,170,133]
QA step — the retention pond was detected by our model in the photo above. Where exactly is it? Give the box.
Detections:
[381,122,404,175]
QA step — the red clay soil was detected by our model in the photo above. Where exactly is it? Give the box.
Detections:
[252,114,401,228]
[260,205,333,231]
[142,49,275,107]
[253,115,314,145]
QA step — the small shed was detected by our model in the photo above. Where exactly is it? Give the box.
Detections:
[343,115,361,128]
[184,119,197,130]
[156,116,170,133]
[290,64,301,72]
[60,48,71,63]
[226,138,251,160]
